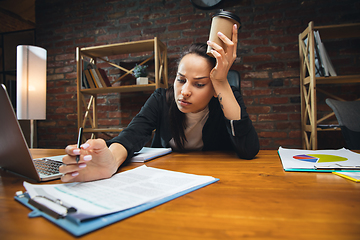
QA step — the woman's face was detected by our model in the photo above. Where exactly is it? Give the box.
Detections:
[174,53,215,114]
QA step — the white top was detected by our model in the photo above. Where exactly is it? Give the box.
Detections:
[169,106,210,151]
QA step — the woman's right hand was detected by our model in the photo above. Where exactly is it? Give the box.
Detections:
[60,139,127,183]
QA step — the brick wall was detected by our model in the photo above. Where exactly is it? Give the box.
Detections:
[35,0,360,149]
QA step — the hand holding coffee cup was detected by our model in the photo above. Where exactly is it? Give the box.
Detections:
[207,10,241,58]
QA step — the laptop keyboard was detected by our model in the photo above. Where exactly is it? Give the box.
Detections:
[34,158,63,176]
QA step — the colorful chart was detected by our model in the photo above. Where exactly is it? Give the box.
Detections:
[293,154,347,163]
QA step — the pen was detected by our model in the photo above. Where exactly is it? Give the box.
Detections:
[76,127,83,163]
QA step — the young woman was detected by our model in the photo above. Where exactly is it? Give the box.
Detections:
[60,24,259,182]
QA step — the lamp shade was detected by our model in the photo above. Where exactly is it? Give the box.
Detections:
[16,45,47,120]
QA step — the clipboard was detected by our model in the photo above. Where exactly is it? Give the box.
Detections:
[14,178,219,237]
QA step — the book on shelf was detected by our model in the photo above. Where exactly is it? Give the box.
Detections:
[90,69,103,88]
[97,68,112,87]
[83,70,96,89]
[304,31,337,77]
[313,31,325,77]
[82,62,111,89]
[314,31,337,77]
[95,68,110,87]
[82,72,90,89]
[304,36,324,77]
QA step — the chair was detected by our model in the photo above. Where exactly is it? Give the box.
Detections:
[325,98,360,150]
[227,70,241,91]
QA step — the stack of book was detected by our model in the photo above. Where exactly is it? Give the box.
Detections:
[82,64,112,89]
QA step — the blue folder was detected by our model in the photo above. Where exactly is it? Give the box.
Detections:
[15,178,219,237]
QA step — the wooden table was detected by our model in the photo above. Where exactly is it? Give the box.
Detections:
[1,149,359,239]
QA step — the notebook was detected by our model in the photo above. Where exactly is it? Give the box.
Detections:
[0,84,64,182]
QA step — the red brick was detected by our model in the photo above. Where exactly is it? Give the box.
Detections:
[180,13,206,22]
[256,62,284,71]
[48,87,65,94]
[258,113,288,121]
[253,122,275,130]
[254,12,282,22]
[254,29,283,37]
[260,97,288,105]
[258,131,287,138]
[155,17,179,25]
[259,138,272,147]
[289,113,301,121]
[240,38,268,46]
[97,33,118,42]
[143,13,166,20]
[243,55,272,63]
[75,37,95,44]
[273,52,299,60]
[55,66,73,73]
[273,105,300,113]
[276,122,300,129]
[241,80,253,88]
[55,40,73,47]
[98,119,120,126]
[57,120,76,127]
[108,11,126,19]
[271,35,298,44]
[243,71,269,79]
[275,138,302,147]
[168,22,192,31]
[273,87,299,95]
[55,54,75,61]
[242,89,272,96]
[130,22,152,29]
[55,107,74,114]
[247,106,271,114]
[289,130,301,138]
[168,38,193,47]
[143,27,167,35]
[55,94,74,100]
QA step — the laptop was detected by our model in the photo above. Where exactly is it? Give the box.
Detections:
[0,84,64,182]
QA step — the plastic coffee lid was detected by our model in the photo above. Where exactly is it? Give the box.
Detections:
[213,9,241,25]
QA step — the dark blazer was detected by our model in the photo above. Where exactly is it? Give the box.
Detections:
[106,87,259,164]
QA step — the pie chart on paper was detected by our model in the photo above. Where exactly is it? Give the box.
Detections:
[293,154,348,163]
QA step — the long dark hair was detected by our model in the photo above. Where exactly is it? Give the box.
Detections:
[166,43,216,151]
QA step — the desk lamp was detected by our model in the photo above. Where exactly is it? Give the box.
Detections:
[16,45,47,148]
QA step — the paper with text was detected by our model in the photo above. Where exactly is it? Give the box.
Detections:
[24,165,216,220]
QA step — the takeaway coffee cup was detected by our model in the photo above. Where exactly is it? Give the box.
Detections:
[207,10,241,57]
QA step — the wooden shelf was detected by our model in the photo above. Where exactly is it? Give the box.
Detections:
[76,37,168,138]
[299,21,360,150]
[314,22,360,40]
[303,74,360,85]
[80,83,168,95]
[83,128,124,133]
[80,39,166,58]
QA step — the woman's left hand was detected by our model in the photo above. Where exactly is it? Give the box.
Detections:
[207,24,241,121]
[207,24,238,85]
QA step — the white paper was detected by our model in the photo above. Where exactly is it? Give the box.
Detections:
[278,147,360,170]
[131,147,172,162]
[24,165,216,220]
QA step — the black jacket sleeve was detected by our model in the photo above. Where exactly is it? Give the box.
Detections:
[202,86,259,159]
[106,88,166,164]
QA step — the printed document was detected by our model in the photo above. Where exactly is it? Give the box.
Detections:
[24,165,216,220]
[278,147,360,171]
